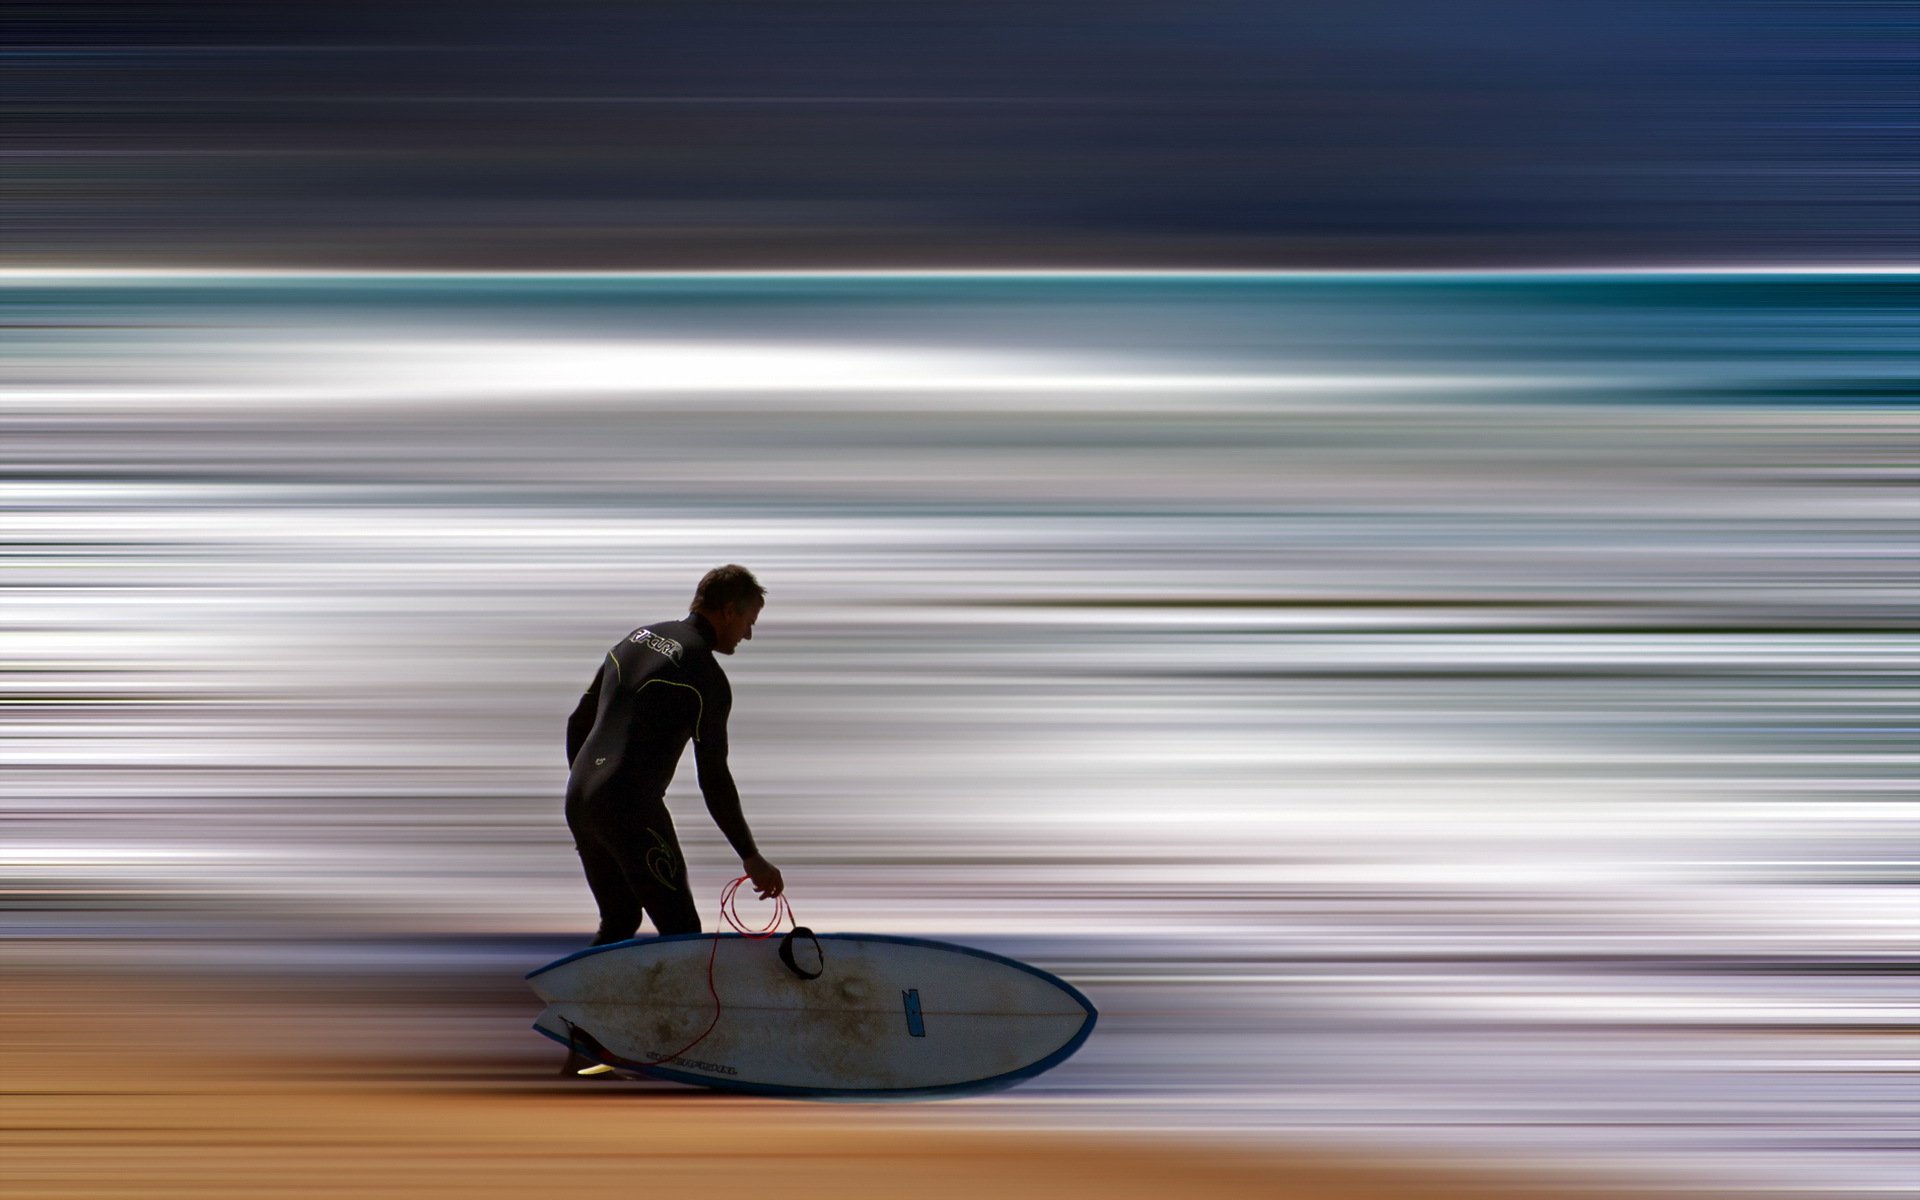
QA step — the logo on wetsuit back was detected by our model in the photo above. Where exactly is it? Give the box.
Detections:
[629,628,683,666]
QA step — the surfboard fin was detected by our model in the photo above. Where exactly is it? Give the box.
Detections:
[558,1016,627,1077]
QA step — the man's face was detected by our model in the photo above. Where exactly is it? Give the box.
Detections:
[709,601,762,655]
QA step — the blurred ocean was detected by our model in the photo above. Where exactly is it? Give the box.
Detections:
[4,272,1918,1193]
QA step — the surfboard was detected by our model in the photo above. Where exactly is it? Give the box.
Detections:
[526,932,1097,1097]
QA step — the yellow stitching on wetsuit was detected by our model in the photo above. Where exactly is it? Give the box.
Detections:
[606,650,622,683]
[635,678,705,741]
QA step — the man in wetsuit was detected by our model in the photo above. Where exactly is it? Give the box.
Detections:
[563,564,785,956]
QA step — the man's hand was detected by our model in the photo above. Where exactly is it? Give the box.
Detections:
[742,853,784,900]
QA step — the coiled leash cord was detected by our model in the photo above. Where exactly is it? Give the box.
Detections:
[616,875,822,1070]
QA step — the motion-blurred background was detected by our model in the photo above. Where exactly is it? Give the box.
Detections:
[8,0,1916,267]
[5,4,1918,1198]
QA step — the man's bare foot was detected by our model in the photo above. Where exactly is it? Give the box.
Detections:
[557,1051,618,1078]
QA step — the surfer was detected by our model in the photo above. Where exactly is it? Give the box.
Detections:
[562,563,785,947]
[557,564,785,1073]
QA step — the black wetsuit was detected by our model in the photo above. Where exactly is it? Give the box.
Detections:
[563,613,757,943]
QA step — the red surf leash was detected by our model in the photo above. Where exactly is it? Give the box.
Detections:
[628,875,815,1069]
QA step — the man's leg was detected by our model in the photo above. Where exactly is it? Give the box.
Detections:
[557,817,644,1075]
[614,808,702,937]
[633,817,702,933]
[557,801,700,1077]
[569,818,643,946]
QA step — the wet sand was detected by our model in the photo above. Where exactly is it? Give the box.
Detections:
[2,970,1728,1200]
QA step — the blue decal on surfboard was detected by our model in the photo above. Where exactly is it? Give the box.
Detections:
[902,988,925,1037]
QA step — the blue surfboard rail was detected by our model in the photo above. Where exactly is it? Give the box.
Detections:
[527,931,1098,1100]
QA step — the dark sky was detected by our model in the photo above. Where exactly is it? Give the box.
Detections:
[9,1,1914,266]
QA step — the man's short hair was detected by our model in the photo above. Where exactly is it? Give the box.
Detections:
[692,564,767,613]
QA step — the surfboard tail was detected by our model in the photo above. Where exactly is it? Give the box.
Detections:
[532,1005,604,1060]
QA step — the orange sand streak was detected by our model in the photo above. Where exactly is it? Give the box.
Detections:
[2,974,1723,1200]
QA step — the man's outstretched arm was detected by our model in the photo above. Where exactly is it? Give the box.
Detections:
[694,687,784,898]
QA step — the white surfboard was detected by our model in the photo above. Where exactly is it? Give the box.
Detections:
[527,932,1097,1097]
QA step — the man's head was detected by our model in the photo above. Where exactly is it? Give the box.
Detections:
[691,564,766,655]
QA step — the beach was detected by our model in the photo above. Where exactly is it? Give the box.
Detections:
[5,964,1718,1200]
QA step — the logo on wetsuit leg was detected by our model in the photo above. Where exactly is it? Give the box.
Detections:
[629,629,684,666]
[644,828,680,892]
